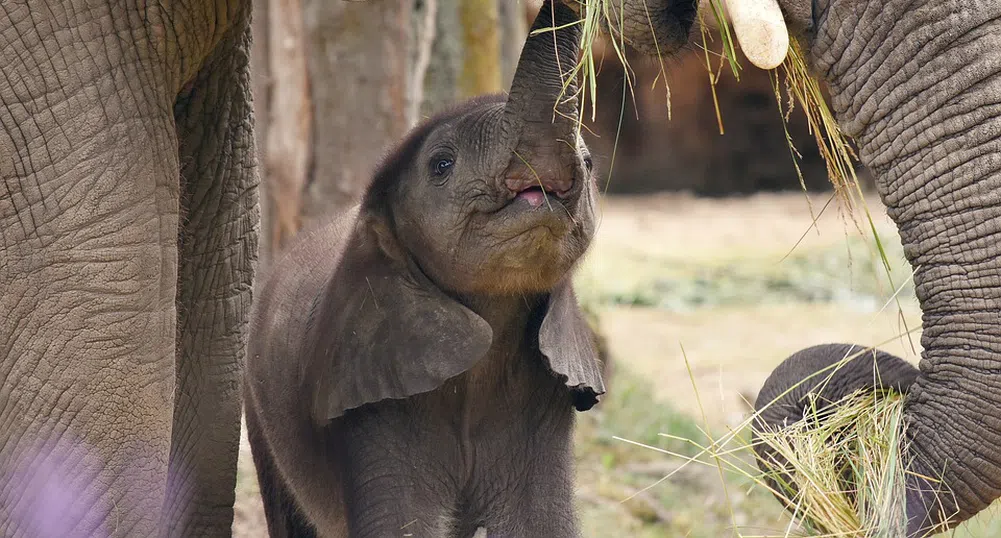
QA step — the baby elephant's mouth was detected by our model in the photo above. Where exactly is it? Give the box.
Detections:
[505,177,573,208]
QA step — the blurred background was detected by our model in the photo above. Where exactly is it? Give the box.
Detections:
[237,0,998,536]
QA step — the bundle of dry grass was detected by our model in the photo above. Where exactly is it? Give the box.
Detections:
[754,389,914,537]
[609,339,964,537]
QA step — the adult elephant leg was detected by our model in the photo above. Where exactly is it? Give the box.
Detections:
[159,10,259,537]
[0,3,180,536]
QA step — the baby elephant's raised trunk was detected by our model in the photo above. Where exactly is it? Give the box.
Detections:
[503,1,581,148]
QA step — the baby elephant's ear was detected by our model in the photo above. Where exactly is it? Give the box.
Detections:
[538,279,606,411]
[308,224,493,422]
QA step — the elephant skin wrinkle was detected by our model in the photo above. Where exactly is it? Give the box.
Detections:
[737,0,1001,535]
[0,1,257,535]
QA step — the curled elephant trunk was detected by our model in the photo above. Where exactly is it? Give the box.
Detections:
[503,0,582,141]
[752,344,921,512]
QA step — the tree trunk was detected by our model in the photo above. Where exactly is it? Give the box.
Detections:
[421,0,461,116]
[267,0,311,255]
[407,0,438,128]
[300,0,411,226]
[458,0,502,98]
[497,0,528,90]
[252,0,312,267]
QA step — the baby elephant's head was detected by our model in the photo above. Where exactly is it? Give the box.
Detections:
[361,1,595,296]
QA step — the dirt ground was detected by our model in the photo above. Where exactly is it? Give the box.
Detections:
[577,191,923,428]
[233,191,998,537]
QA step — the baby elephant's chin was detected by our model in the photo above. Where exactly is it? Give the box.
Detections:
[476,257,575,295]
[478,229,587,294]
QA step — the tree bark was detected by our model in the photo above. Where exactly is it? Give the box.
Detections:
[299,0,411,226]
[266,0,312,254]
[497,0,528,90]
[421,0,461,116]
[408,0,438,128]
[458,0,502,97]
[252,0,312,266]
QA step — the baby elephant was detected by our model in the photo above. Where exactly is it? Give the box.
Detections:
[244,3,604,537]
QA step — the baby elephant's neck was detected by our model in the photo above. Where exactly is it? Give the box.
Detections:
[460,293,542,349]
[444,291,569,445]
[437,292,572,499]
[449,292,546,385]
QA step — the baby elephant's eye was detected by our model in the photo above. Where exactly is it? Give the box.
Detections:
[431,156,454,177]
[583,155,594,172]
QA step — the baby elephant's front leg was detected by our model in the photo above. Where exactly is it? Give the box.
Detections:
[339,412,459,538]
[478,443,582,537]
[343,472,454,538]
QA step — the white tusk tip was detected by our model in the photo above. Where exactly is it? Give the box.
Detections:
[724,0,791,70]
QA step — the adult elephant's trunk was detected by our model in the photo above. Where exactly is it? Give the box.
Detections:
[750,0,1001,535]
[597,0,698,55]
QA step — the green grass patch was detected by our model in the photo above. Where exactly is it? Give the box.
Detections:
[576,234,915,313]
[589,355,1001,537]
[574,368,795,537]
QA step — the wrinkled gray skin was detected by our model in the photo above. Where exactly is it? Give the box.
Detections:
[244,4,604,537]
[707,0,999,536]
[606,1,1001,531]
[4,0,997,535]
[0,1,257,536]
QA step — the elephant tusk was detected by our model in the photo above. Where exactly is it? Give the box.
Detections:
[724,0,790,70]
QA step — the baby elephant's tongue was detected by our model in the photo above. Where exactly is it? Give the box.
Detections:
[517,188,548,208]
